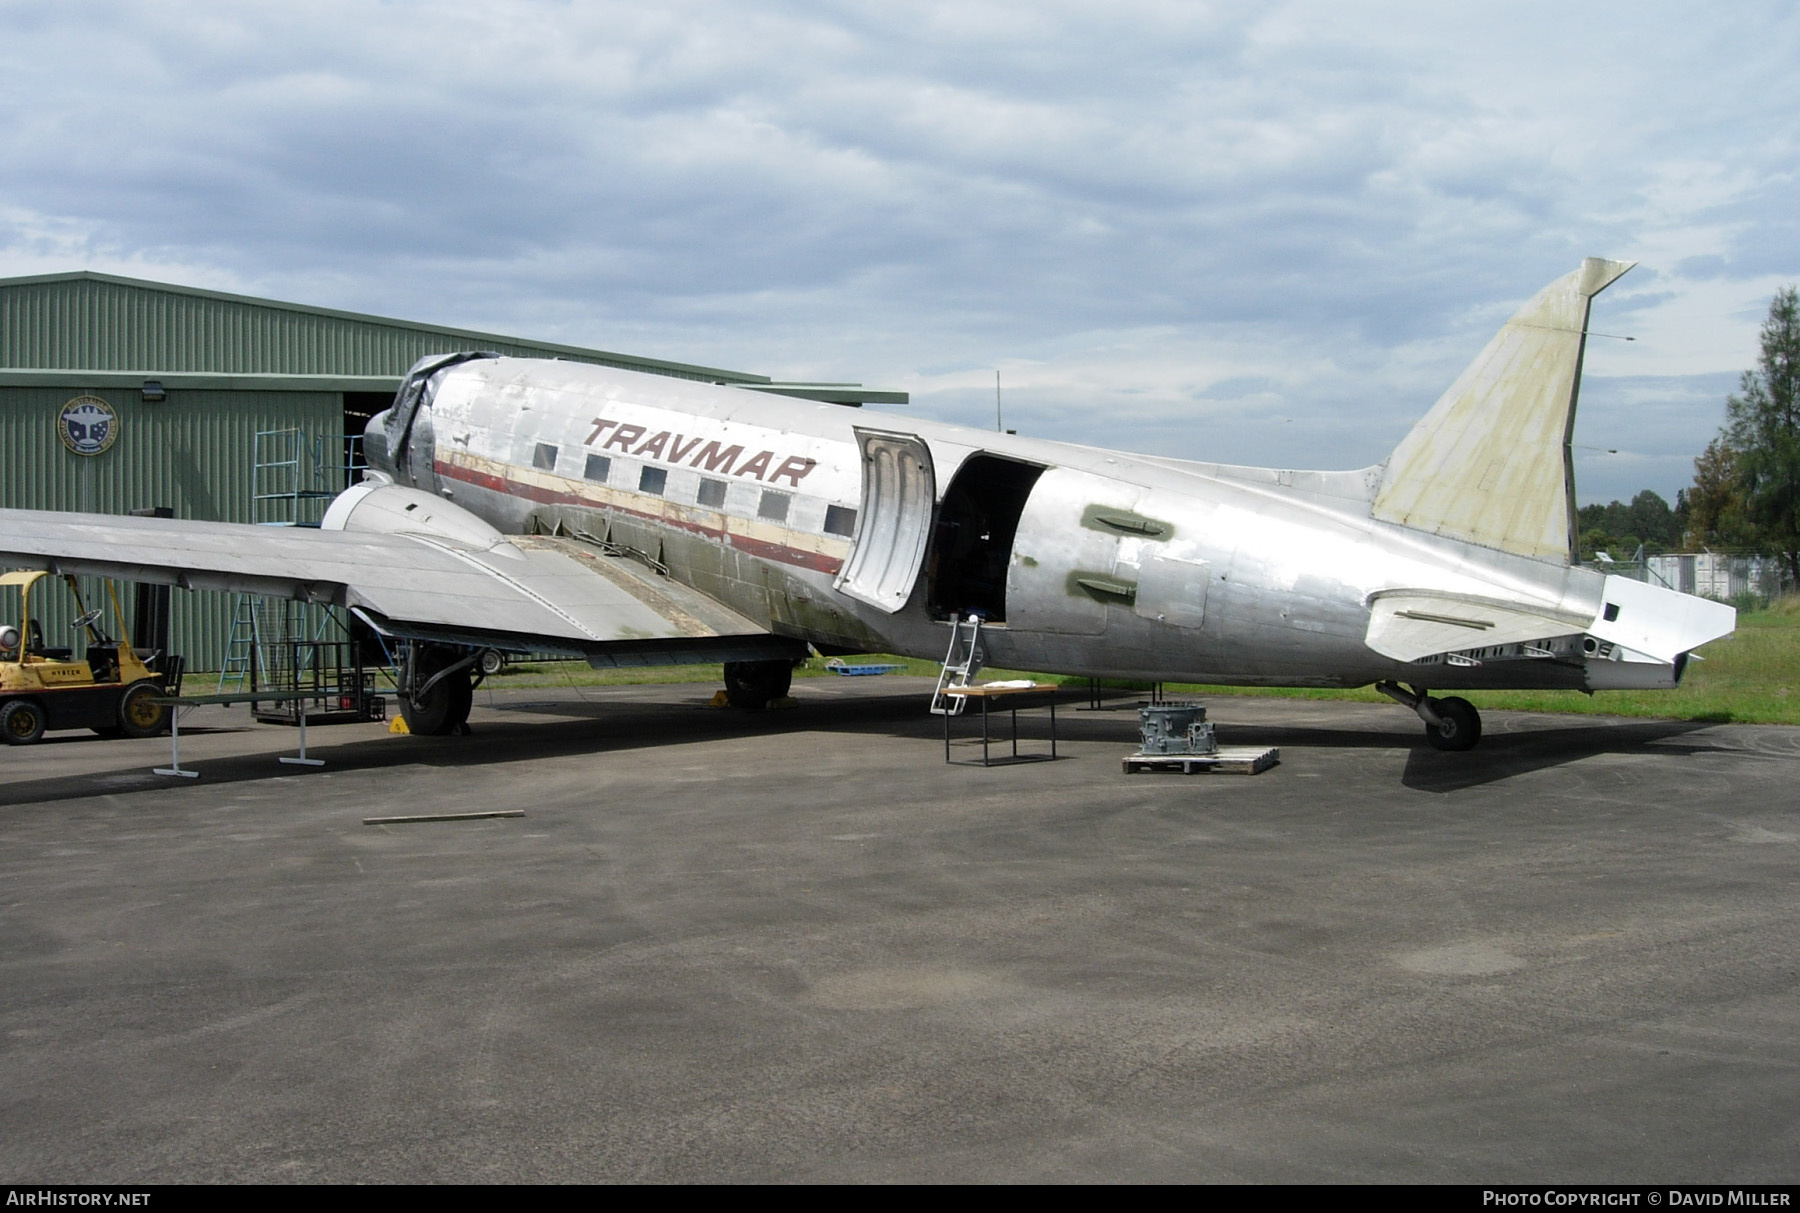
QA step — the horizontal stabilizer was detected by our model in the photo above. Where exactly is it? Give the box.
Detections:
[1373,258,1634,563]
[1365,591,1591,662]
[1585,575,1736,663]
[1366,578,1736,666]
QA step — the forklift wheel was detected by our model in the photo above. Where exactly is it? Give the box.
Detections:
[1,699,47,745]
[117,681,171,739]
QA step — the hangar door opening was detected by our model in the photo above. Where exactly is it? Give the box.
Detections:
[344,392,393,486]
[834,430,937,612]
[927,454,1044,623]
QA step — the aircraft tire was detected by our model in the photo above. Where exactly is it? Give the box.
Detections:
[1424,695,1481,751]
[1,698,47,745]
[723,659,793,710]
[401,647,476,736]
[117,680,171,739]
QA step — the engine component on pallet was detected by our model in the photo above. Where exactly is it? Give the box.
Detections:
[1135,702,1217,756]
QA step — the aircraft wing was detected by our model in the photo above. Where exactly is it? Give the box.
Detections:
[0,498,793,667]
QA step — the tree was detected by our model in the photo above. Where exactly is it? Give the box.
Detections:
[1575,489,1678,560]
[1682,437,1755,550]
[1626,490,1678,550]
[1724,286,1800,580]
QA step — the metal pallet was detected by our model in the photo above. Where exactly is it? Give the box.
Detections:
[1122,747,1280,775]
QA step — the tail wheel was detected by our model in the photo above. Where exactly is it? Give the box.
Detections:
[118,680,171,739]
[1424,695,1482,751]
[723,659,794,710]
[1,699,47,745]
[400,646,475,736]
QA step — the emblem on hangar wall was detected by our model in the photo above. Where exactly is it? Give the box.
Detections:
[57,395,118,456]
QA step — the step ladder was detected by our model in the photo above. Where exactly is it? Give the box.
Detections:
[930,614,986,715]
[217,594,270,693]
[217,595,347,693]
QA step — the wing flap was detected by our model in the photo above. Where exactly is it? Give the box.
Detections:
[514,535,766,639]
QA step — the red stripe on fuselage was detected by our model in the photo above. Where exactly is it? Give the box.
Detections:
[434,459,846,575]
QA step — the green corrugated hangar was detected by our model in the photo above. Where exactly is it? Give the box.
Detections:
[0,271,905,671]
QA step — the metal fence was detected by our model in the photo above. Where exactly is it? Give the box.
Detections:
[1591,552,1795,606]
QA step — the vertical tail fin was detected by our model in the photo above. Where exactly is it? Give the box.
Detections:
[1371,258,1634,563]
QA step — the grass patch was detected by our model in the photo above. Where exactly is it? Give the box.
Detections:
[1145,607,1800,726]
[378,603,1800,727]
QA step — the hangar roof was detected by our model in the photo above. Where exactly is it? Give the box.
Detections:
[0,271,903,405]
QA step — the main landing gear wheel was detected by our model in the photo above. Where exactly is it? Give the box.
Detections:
[723,659,794,710]
[1,699,47,745]
[1375,682,1484,753]
[401,645,476,736]
[117,680,171,738]
[1424,695,1482,752]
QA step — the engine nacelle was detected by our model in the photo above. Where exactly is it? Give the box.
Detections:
[321,480,516,556]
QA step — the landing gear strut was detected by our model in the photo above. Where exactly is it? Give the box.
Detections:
[400,643,477,735]
[1376,681,1482,752]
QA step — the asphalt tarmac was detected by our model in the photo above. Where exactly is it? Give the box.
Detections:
[2,675,1796,1183]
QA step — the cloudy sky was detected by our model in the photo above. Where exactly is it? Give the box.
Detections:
[3,1,1796,504]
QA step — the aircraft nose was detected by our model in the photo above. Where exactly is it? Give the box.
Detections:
[363,409,393,476]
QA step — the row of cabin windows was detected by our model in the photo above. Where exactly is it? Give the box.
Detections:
[529,443,856,536]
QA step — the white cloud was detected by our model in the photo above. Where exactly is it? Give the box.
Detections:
[1,0,1797,505]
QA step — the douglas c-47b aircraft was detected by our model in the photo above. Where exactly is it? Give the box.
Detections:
[0,259,1736,750]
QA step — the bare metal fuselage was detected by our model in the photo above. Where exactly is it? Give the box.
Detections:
[0,260,1732,752]
[366,355,1655,695]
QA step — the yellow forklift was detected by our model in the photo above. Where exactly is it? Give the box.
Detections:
[0,571,182,745]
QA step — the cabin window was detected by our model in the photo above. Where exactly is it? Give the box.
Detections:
[639,466,668,496]
[824,505,857,537]
[758,490,790,523]
[696,477,727,508]
[532,443,558,471]
[584,454,611,482]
